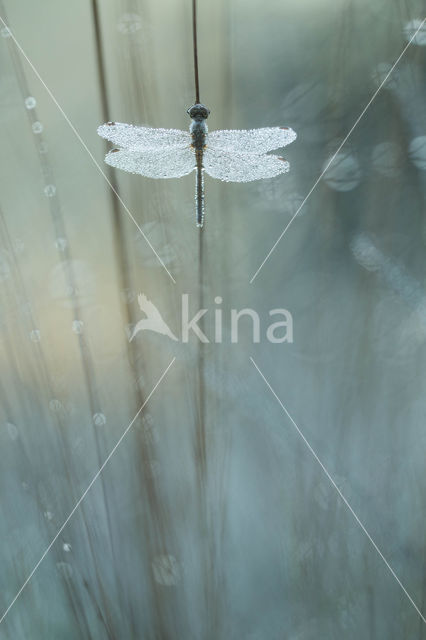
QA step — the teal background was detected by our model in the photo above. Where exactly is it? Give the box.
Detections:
[0,1,425,637]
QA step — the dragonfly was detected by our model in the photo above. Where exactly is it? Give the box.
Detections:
[97,104,297,228]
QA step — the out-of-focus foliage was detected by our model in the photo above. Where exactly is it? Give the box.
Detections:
[0,0,425,638]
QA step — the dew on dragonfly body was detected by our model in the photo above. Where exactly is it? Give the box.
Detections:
[322,152,361,191]
[93,412,106,426]
[409,136,426,170]
[32,121,43,134]
[24,96,36,110]
[97,116,296,226]
[404,19,426,46]
[44,184,56,197]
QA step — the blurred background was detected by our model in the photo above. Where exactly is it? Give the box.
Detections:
[0,0,425,638]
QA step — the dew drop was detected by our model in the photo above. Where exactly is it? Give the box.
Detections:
[24,96,36,110]
[30,329,41,342]
[93,412,106,426]
[1,26,11,38]
[32,121,43,134]
[72,320,84,334]
[44,184,56,198]
[54,237,67,251]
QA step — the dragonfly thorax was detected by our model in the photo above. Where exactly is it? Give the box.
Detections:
[190,119,208,151]
[188,104,209,150]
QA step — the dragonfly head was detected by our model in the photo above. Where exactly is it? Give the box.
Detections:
[187,103,210,121]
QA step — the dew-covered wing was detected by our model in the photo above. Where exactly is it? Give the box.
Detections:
[98,123,191,150]
[208,127,297,154]
[203,149,290,182]
[105,147,196,178]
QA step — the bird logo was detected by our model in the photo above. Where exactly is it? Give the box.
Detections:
[129,294,178,342]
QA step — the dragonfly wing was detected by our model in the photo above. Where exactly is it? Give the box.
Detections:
[105,147,196,178]
[203,149,290,182]
[208,127,296,154]
[98,123,191,150]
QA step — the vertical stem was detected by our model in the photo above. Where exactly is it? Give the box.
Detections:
[192,0,200,103]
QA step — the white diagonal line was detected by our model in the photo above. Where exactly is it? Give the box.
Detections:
[249,17,426,284]
[0,357,176,625]
[0,16,176,284]
[250,356,426,624]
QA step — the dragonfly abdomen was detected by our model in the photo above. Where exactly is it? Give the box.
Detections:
[195,149,205,228]
[190,119,207,228]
